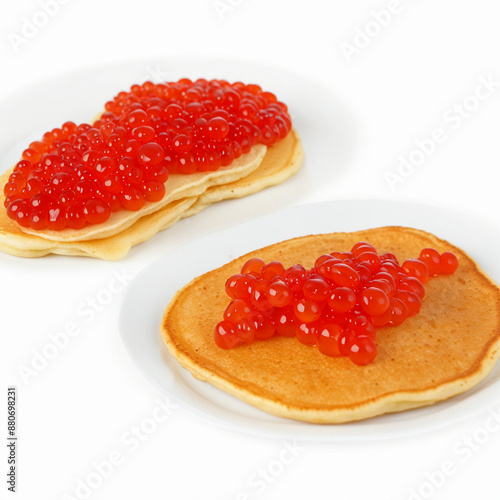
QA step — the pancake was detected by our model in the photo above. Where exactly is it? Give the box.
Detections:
[160,226,500,423]
[19,144,266,242]
[0,130,303,259]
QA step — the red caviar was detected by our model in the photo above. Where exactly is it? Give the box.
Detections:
[214,243,460,366]
[5,79,292,231]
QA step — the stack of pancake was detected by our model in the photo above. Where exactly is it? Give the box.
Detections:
[0,129,303,259]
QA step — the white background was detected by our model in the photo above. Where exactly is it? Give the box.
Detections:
[1,1,500,499]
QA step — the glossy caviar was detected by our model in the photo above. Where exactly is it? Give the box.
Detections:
[4,79,292,231]
[214,243,459,366]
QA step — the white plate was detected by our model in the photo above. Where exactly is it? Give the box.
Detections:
[119,199,500,442]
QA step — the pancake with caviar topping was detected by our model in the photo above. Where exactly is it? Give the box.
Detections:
[161,227,500,424]
[0,78,304,257]
[0,130,303,259]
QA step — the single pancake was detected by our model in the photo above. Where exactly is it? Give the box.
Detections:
[161,227,500,423]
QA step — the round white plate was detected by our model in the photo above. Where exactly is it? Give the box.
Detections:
[119,199,500,442]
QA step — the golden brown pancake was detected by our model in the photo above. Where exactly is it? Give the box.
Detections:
[161,227,500,423]
[0,130,303,259]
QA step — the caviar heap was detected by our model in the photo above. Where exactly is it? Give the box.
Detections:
[214,243,459,366]
[4,79,292,231]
